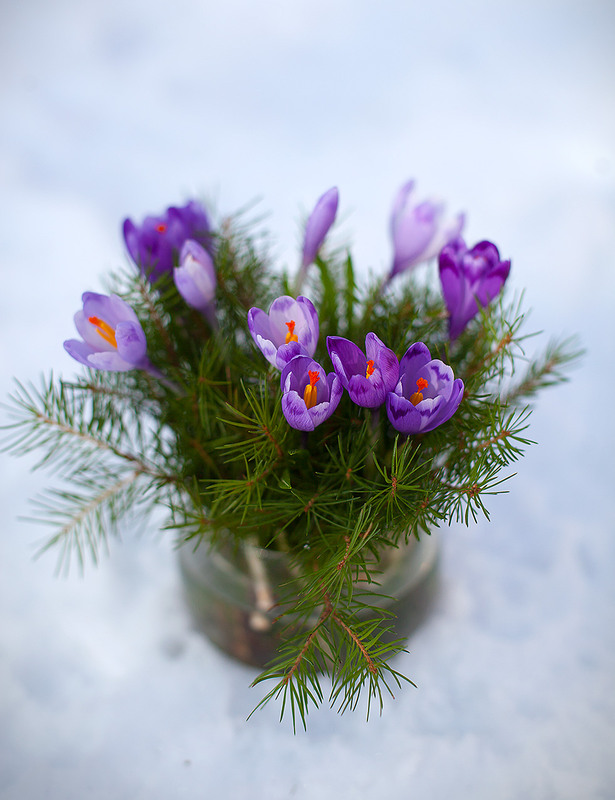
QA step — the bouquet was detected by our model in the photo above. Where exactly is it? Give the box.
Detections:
[2,181,579,729]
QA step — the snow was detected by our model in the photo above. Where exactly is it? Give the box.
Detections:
[1,0,614,797]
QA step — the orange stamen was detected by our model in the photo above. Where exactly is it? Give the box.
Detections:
[410,377,429,406]
[285,320,299,344]
[365,359,375,379]
[88,316,117,348]
[155,223,167,233]
[303,370,320,410]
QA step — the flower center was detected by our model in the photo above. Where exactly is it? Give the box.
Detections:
[88,316,117,348]
[410,377,429,406]
[303,370,320,410]
[155,223,167,234]
[365,359,375,379]
[285,320,299,344]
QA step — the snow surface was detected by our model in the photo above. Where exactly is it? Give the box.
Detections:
[1,0,614,797]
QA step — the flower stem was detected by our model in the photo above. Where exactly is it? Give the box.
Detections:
[245,538,275,632]
[144,364,182,394]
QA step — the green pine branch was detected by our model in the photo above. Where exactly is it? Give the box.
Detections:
[2,214,584,729]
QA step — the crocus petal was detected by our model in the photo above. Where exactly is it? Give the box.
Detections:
[296,296,319,353]
[174,240,217,312]
[115,320,148,365]
[310,372,344,425]
[389,180,415,237]
[387,390,442,435]
[173,267,208,310]
[268,296,318,352]
[387,342,463,434]
[249,296,318,369]
[412,394,447,428]
[365,332,399,392]
[180,239,216,279]
[275,341,308,370]
[348,372,386,407]
[254,335,279,368]
[122,215,175,280]
[123,200,211,281]
[474,271,509,309]
[439,237,511,339]
[398,342,431,395]
[248,306,274,341]
[63,339,97,367]
[422,378,464,432]
[248,308,279,367]
[74,310,115,351]
[122,219,141,267]
[308,379,342,427]
[82,292,140,328]
[422,360,454,401]
[280,356,342,430]
[87,351,135,372]
[438,249,463,319]
[282,390,315,431]
[267,296,298,345]
[446,377,465,417]
[65,291,150,374]
[326,336,366,388]
[302,187,339,268]
[386,392,424,435]
[328,333,397,408]
[280,355,322,393]
[391,200,441,277]
[168,201,211,243]
[389,180,464,279]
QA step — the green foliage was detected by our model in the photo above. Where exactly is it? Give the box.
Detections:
[1,209,581,729]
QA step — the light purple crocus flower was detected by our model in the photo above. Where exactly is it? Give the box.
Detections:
[386,342,464,435]
[389,180,464,280]
[280,355,343,431]
[248,295,319,370]
[123,200,211,283]
[173,239,217,319]
[64,292,151,372]
[438,238,511,340]
[327,333,399,408]
[301,187,339,269]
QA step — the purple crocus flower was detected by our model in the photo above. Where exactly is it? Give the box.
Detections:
[438,238,511,340]
[327,332,399,408]
[64,292,150,372]
[386,342,464,435]
[280,355,343,431]
[173,239,217,317]
[301,187,339,269]
[389,180,464,280]
[122,200,211,283]
[248,295,319,370]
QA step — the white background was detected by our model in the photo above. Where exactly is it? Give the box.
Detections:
[1,1,614,798]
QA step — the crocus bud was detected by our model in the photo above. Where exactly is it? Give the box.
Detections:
[438,238,511,339]
[301,187,339,269]
[174,239,216,313]
[389,180,464,280]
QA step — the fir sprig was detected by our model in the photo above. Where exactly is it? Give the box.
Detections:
[2,203,581,727]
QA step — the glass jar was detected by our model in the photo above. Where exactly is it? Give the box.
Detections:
[178,532,439,668]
